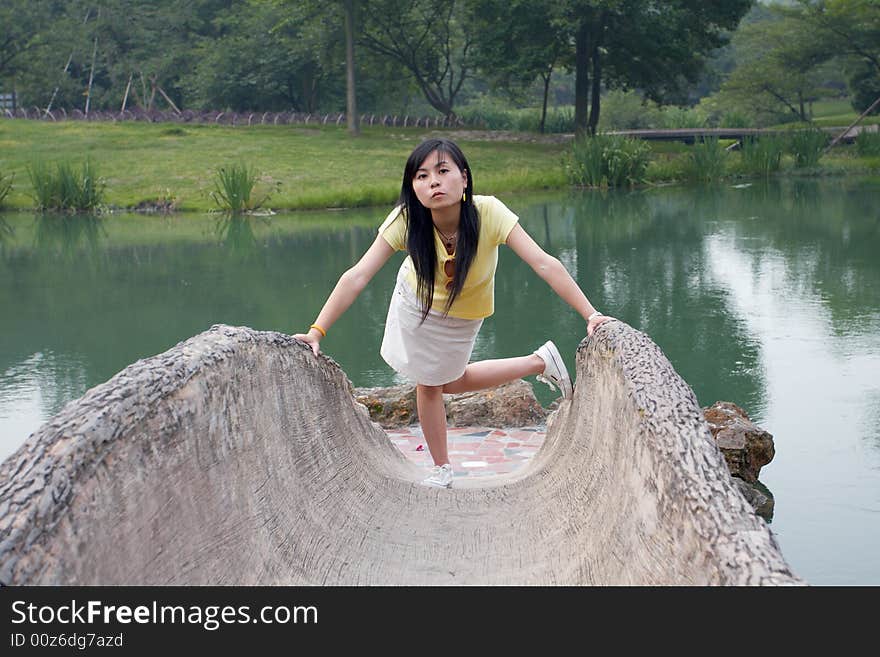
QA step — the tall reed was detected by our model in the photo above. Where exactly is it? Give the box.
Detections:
[684,138,728,182]
[27,160,106,211]
[566,134,652,188]
[210,163,277,213]
[739,136,785,177]
[0,170,13,207]
[788,128,828,168]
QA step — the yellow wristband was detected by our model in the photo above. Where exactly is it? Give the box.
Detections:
[309,324,327,337]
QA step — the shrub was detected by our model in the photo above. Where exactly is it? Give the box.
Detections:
[684,138,728,182]
[694,95,757,129]
[542,107,575,134]
[598,90,664,130]
[739,136,786,177]
[788,128,828,168]
[456,101,516,130]
[566,134,652,187]
[657,105,709,129]
[514,107,575,134]
[718,110,753,129]
[210,163,277,213]
[27,160,106,211]
[855,130,880,157]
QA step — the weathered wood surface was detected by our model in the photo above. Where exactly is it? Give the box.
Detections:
[0,323,804,585]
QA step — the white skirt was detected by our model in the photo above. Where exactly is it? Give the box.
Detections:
[380,264,483,386]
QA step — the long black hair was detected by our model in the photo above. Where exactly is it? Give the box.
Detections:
[398,138,479,322]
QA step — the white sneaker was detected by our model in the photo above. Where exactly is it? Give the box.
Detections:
[533,340,573,400]
[422,463,454,488]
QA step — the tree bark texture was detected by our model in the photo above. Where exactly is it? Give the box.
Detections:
[0,323,804,585]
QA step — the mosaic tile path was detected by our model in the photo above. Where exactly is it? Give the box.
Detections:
[386,425,547,478]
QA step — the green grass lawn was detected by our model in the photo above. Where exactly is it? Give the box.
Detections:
[1,118,877,212]
[805,98,880,128]
[0,120,568,211]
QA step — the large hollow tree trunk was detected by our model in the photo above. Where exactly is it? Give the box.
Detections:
[0,323,805,586]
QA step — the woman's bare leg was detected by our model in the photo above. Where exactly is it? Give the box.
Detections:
[441,354,544,395]
[416,384,449,466]
[417,354,545,466]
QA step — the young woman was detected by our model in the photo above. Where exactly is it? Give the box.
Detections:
[294,138,611,488]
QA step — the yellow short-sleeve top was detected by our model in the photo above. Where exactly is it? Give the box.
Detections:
[378,195,519,319]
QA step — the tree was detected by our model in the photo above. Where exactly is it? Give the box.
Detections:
[184,1,341,112]
[591,1,754,134]
[87,0,214,112]
[9,0,223,112]
[467,0,568,133]
[276,0,361,131]
[343,0,360,135]
[464,0,752,135]
[784,0,880,114]
[0,2,88,109]
[710,0,880,122]
[0,1,54,80]
[714,11,832,123]
[849,61,880,114]
[359,0,473,120]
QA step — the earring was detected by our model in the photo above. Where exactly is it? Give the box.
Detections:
[462,192,467,202]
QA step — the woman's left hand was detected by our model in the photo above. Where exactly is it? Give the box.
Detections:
[587,314,613,338]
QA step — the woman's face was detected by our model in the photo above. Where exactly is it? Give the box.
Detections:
[411,150,467,212]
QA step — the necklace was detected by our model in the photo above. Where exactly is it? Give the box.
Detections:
[434,224,458,252]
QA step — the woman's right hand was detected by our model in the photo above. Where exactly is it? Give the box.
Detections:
[292,330,321,357]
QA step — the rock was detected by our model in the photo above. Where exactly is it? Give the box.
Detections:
[702,401,774,484]
[353,384,417,428]
[703,401,777,520]
[732,478,775,522]
[445,380,549,428]
[354,379,548,429]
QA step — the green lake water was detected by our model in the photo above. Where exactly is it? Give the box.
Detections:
[1,177,878,584]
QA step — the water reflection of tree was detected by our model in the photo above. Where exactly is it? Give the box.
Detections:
[0,351,90,427]
[862,389,880,454]
[548,179,880,411]
[32,213,105,260]
[5,186,877,435]
[0,217,13,252]
[494,190,765,411]
[723,179,880,328]
[551,188,769,413]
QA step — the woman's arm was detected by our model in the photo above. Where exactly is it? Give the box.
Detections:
[293,234,396,355]
[505,223,611,337]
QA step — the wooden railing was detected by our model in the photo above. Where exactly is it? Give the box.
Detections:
[1,106,465,129]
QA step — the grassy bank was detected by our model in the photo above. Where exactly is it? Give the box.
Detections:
[641,136,880,185]
[1,119,877,212]
[0,120,568,212]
